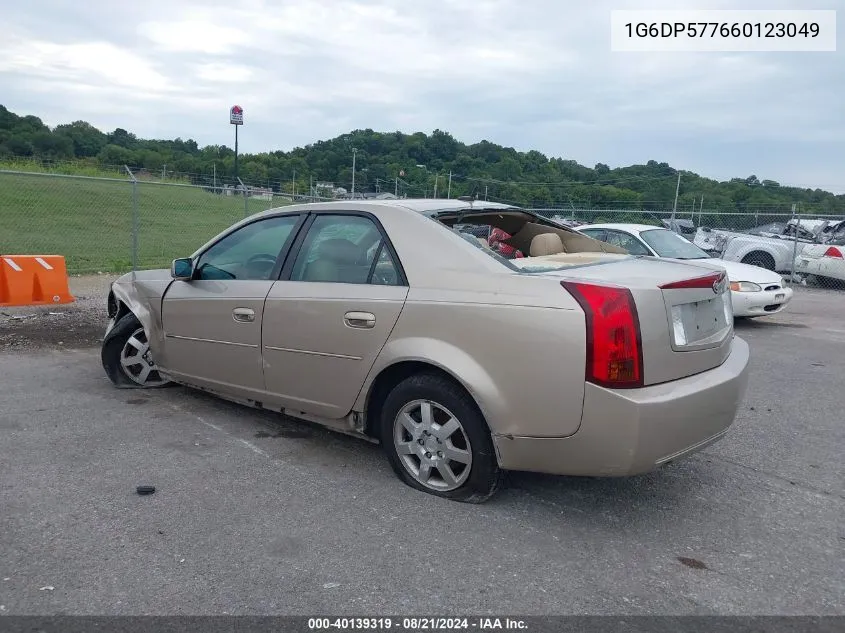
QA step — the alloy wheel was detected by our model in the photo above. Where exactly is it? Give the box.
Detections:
[119,327,168,387]
[393,399,473,491]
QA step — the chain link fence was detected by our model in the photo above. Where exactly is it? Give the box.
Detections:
[0,169,325,274]
[1,169,843,289]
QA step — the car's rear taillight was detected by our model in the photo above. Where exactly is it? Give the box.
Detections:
[658,271,725,290]
[823,246,843,258]
[561,281,643,389]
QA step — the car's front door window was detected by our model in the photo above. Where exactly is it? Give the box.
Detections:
[194,215,300,281]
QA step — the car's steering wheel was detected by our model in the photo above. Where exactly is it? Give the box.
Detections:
[244,253,277,277]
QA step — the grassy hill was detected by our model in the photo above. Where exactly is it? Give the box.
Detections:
[0,169,284,274]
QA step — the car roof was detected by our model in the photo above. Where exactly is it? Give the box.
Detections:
[257,198,519,218]
[578,223,667,234]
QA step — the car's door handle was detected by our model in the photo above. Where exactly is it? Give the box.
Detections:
[232,307,255,323]
[344,311,376,329]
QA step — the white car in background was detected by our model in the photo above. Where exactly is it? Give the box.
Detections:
[794,243,845,285]
[578,223,793,318]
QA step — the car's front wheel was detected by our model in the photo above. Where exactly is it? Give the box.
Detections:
[380,372,503,503]
[101,313,171,388]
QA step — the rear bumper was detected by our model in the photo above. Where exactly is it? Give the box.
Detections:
[493,336,751,476]
[795,256,845,282]
[731,286,793,317]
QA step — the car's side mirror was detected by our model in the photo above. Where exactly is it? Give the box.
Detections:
[171,258,194,280]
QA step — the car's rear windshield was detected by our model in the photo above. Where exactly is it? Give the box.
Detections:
[450,228,521,271]
[448,225,593,274]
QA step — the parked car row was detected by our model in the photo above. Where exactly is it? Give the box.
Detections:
[692,218,845,284]
[102,199,750,503]
[574,223,794,318]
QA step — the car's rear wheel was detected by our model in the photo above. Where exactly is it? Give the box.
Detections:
[379,372,503,503]
[741,251,776,270]
[102,313,171,388]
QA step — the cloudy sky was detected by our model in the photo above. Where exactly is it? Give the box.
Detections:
[1,0,842,192]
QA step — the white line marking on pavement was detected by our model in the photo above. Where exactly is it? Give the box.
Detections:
[238,438,269,457]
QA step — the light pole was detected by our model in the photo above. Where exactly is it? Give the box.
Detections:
[351,148,358,198]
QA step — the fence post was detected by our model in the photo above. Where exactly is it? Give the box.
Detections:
[125,165,138,272]
[238,177,248,217]
[790,203,799,282]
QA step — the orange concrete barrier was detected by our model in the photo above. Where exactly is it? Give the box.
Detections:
[0,255,75,307]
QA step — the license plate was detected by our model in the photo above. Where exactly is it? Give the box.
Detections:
[775,293,784,300]
[693,299,718,337]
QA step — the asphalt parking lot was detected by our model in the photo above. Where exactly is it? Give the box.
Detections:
[1,277,843,615]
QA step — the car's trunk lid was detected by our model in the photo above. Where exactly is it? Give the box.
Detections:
[524,255,735,385]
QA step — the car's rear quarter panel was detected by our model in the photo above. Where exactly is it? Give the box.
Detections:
[360,271,589,438]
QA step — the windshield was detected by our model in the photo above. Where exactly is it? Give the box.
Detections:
[640,229,711,259]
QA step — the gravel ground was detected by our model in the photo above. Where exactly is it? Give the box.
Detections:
[0,274,115,350]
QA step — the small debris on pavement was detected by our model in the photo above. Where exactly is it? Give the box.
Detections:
[677,557,708,570]
[136,485,156,495]
[323,582,340,589]
[39,586,55,591]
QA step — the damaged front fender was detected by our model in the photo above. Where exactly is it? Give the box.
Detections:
[105,269,174,356]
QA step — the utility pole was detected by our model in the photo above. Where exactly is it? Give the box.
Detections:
[213,163,216,190]
[789,203,800,281]
[671,171,681,217]
[447,171,452,198]
[395,176,398,197]
[162,164,166,181]
[484,185,488,201]
[351,148,357,197]
[310,175,313,202]
[292,169,296,199]
[433,174,439,198]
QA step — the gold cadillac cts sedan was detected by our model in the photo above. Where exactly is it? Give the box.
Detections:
[102,199,751,502]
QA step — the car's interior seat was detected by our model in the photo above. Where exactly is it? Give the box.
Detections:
[529,233,565,256]
[302,238,369,283]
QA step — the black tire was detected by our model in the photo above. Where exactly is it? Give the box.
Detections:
[379,372,504,503]
[101,313,171,389]
[741,251,775,270]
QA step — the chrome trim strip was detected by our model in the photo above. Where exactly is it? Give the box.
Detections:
[263,346,361,361]
[165,334,258,348]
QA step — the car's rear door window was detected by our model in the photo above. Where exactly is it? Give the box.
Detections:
[289,214,401,285]
[604,230,651,256]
